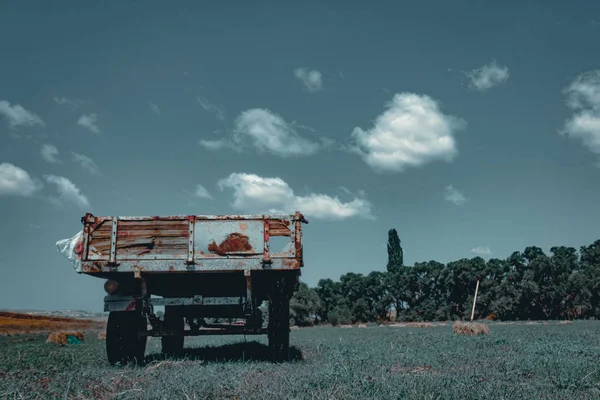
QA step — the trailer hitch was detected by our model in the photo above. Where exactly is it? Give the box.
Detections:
[139,278,161,331]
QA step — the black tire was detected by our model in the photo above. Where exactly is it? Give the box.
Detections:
[161,307,184,357]
[106,311,147,365]
[268,279,291,362]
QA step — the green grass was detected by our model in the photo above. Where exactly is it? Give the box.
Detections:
[1,321,600,399]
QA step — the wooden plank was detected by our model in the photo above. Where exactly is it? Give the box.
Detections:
[269,220,291,237]
[118,220,188,229]
[117,229,190,237]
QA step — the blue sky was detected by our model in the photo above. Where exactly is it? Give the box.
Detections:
[1,1,599,311]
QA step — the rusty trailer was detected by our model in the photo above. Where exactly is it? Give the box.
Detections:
[65,211,308,364]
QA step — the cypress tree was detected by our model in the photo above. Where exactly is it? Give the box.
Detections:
[387,228,404,273]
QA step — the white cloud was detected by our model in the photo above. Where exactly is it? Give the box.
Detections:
[233,109,321,157]
[199,139,230,151]
[217,172,373,220]
[149,102,161,115]
[0,162,41,197]
[350,93,465,172]
[466,61,510,91]
[444,185,467,205]
[41,144,61,163]
[194,184,212,199]
[200,109,323,157]
[71,152,101,175]
[561,70,600,156]
[77,113,100,133]
[54,97,83,111]
[562,112,600,154]
[0,100,45,128]
[294,68,323,93]
[564,70,600,110]
[197,97,225,120]
[471,246,492,255]
[43,175,90,209]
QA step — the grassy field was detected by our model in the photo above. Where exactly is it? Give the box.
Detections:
[1,321,599,399]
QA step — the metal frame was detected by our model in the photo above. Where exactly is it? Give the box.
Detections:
[143,328,267,337]
[186,216,195,265]
[108,218,118,266]
[104,295,245,312]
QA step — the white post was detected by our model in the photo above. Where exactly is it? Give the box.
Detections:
[470,280,480,322]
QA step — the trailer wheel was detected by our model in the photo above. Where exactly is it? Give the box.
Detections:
[268,278,291,362]
[106,311,147,365]
[161,307,184,357]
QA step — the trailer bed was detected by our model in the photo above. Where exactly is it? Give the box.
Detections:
[78,212,307,275]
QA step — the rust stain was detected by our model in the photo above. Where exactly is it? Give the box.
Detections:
[263,219,270,262]
[208,233,253,255]
[169,265,175,272]
[125,299,136,311]
[282,259,299,269]
[196,215,252,221]
[75,237,84,259]
[294,217,302,261]
[85,263,103,273]
[238,222,248,233]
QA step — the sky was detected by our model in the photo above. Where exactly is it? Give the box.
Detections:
[1,1,600,312]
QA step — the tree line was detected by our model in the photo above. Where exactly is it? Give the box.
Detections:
[289,229,600,325]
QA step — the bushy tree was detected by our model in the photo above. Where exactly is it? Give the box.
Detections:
[290,282,321,326]
[298,235,600,324]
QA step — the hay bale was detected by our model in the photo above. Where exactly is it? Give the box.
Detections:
[97,332,106,340]
[453,321,491,336]
[46,331,84,345]
[558,320,573,325]
[339,324,353,329]
[358,324,367,328]
[290,325,300,331]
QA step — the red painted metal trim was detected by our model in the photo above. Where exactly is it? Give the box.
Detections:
[263,218,271,264]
